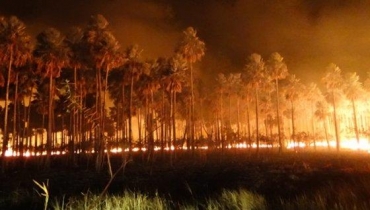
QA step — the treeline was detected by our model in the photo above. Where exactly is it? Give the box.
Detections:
[1,14,370,169]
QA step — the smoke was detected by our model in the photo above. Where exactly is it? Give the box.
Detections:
[1,0,370,83]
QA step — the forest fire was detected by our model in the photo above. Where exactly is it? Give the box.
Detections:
[2,136,370,158]
[0,10,369,168]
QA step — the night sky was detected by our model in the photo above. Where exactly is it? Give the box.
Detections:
[1,0,370,84]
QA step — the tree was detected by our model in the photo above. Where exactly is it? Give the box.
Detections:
[315,100,331,149]
[305,82,324,150]
[64,27,84,161]
[137,59,161,158]
[266,52,289,152]
[225,73,242,143]
[124,45,144,153]
[321,63,344,152]
[284,74,304,149]
[216,73,227,152]
[243,53,266,153]
[81,14,121,171]
[0,16,31,163]
[34,28,69,165]
[161,55,186,160]
[175,27,205,153]
[343,72,365,148]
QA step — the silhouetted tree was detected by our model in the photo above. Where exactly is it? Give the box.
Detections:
[266,52,288,152]
[175,27,205,154]
[322,63,344,152]
[0,16,31,165]
[34,28,69,165]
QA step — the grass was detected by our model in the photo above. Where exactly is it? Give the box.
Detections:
[52,189,265,210]
[53,191,168,210]
[51,187,370,210]
[2,150,370,209]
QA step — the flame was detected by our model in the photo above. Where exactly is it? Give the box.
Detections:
[2,137,370,157]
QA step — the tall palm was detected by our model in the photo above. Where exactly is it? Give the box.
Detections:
[137,60,161,157]
[124,45,144,153]
[34,27,69,165]
[162,56,186,158]
[284,74,304,148]
[305,82,323,149]
[343,72,365,147]
[216,73,227,151]
[81,14,121,170]
[226,73,242,142]
[17,65,36,155]
[266,52,289,152]
[321,63,344,151]
[175,27,205,153]
[108,66,128,151]
[315,100,331,149]
[65,27,84,159]
[242,53,266,152]
[0,16,31,161]
[225,73,242,144]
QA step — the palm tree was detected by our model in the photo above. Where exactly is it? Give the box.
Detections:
[321,63,344,152]
[284,74,304,149]
[64,27,84,160]
[266,52,289,152]
[315,100,331,149]
[34,27,69,166]
[17,65,36,155]
[137,59,161,158]
[242,53,266,152]
[226,73,242,142]
[216,73,227,151]
[81,14,121,170]
[0,16,31,162]
[124,45,144,153]
[224,73,242,145]
[343,72,365,147]
[161,56,186,159]
[305,82,323,150]
[175,27,205,153]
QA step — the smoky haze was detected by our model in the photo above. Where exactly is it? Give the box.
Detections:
[1,0,370,83]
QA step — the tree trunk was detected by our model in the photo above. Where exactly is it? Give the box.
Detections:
[246,97,251,147]
[13,73,19,156]
[2,47,13,169]
[190,62,195,155]
[351,99,360,148]
[291,100,296,150]
[255,88,260,153]
[332,91,340,152]
[311,102,316,150]
[46,72,54,167]
[220,90,224,154]
[275,78,283,153]
[172,91,177,158]
[128,75,134,154]
[237,98,240,142]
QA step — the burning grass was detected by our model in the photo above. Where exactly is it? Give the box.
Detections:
[1,149,370,209]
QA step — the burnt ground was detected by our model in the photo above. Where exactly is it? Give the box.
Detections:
[1,149,370,209]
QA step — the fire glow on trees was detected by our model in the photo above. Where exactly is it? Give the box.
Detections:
[1,13,370,160]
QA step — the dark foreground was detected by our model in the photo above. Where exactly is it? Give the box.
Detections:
[1,149,370,209]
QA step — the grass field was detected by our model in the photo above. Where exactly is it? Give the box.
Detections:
[1,149,370,209]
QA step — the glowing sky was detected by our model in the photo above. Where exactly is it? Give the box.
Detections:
[1,0,370,83]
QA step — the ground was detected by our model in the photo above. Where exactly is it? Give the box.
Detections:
[1,149,370,209]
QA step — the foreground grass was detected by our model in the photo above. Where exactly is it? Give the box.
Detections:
[52,187,370,210]
[3,150,370,209]
[53,189,266,210]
